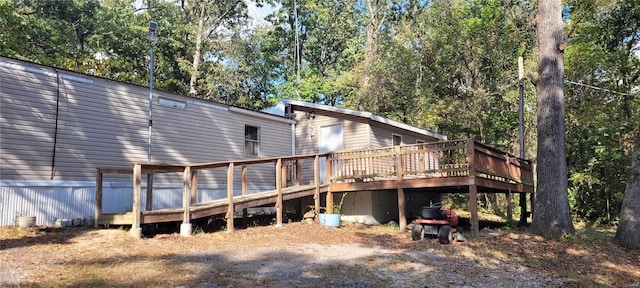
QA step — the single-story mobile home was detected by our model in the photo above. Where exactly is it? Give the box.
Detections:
[0,57,294,226]
[1,57,449,227]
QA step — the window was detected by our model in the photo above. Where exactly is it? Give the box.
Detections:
[392,134,402,146]
[245,126,260,156]
[158,97,186,109]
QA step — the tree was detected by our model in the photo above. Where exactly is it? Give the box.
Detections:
[616,132,640,248]
[531,0,575,236]
[264,0,359,104]
[180,0,248,96]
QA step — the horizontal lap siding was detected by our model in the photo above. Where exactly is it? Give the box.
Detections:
[1,63,58,180]
[1,58,291,189]
[369,123,441,148]
[293,108,369,184]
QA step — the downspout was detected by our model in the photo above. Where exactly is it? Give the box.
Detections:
[51,70,61,180]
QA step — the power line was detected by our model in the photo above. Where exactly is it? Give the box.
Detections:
[565,80,634,97]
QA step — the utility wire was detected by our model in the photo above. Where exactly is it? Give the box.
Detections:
[565,79,635,97]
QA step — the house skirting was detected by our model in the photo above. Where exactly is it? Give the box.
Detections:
[0,180,274,227]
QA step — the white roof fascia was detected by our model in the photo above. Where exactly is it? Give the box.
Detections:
[283,99,447,140]
[284,99,374,118]
[229,106,296,124]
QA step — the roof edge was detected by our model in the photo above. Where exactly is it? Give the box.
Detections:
[283,99,447,140]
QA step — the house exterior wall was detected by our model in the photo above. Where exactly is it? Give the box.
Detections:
[286,104,445,225]
[292,107,370,184]
[0,57,292,226]
[372,190,400,223]
[369,122,441,148]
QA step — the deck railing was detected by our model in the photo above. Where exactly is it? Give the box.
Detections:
[327,139,533,187]
[97,139,533,239]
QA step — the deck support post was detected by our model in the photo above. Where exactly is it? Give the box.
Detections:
[314,155,320,221]
[397,188,406,232]
[226,163,235,232]
[467,139,479,238]
[519,193,527,225]
[180,165,192,237]
[507,190,513,224]
[326,189,334,214]
[469,184,479,238]
[95,168,103,228]
[530,192,535,219]
[130,163,142,239]
[145,174,153,211]
[276,159,283,227]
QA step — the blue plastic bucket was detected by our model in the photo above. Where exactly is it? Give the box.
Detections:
[319,213,340,227]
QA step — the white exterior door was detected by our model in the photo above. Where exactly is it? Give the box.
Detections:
[319,124,344,183]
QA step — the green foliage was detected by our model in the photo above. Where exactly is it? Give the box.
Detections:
[2,0,638,226]
[333,193,347,215]
[564,0,640,224]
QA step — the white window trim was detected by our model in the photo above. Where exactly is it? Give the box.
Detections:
[245,125,261,156]
[392,133,402,146]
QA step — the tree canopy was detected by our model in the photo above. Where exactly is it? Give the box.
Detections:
[1,0,639,241]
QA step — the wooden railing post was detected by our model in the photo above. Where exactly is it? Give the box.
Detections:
[180,166,192,236]
[281,160,288,188]
[131,163,142,239]
[190,170,198,204]
[396,146,404,180]
[95,168,103,228]
[242,165,248,220]
[275,159,283,227]
[226,163,235,232]
[314,155,320,221]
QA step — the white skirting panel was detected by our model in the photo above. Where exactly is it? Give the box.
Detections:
[0,181,275,227]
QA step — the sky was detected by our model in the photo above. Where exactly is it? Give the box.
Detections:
[246,0,281,28]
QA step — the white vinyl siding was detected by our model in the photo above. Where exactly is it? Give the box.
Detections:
[0,57,292,185]
[369,123,441,149]
[293,108,369,184]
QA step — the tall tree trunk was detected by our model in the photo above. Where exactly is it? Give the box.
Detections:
[530,0,575,237]
[189,2,206,96]
[616,132,640,248]
[359,0,384,111]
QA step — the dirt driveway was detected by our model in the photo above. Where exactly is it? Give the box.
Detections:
[1,221,639,287]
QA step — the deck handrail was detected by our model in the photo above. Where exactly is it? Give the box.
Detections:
[96,153,327,235]
[96,139,534,239]
[327,139,534,187]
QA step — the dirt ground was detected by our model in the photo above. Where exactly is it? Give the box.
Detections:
[1,216,639,288]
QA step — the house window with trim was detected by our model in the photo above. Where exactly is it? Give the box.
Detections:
[245,125,260,156]
[392,134,402,146]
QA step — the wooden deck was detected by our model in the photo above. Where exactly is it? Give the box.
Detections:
[96,139,534,238]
